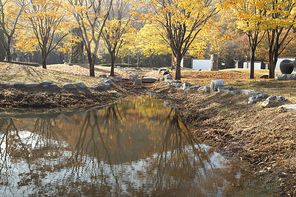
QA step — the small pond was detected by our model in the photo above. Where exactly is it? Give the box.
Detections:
[0,95,277,196]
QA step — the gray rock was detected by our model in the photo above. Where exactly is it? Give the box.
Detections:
[45,84,61,89]
[104,79,113,84]
[218,86,234,92]
[89,83,110,91]
[275,74,296,80]
[14,82,38,88]
[164,74,172,82]
[99,74,108,78]
[133,78,143,86]
[39,82,60,89]
[262,95,292,108]
[240,89,262,96]
[142,77,158,83]
[74,82,87,88]
[113,76,122,82]
[248,94,269,104]
[210,79,224,92]
[39,81,53,86]
[63,83,76,89]
[181,81,192,90]
[0,83,14,87]
[278,104,296,112]
[198,86,211,93]
[188,85,201,90]
[171,81,182,88]
[128,73,138,80]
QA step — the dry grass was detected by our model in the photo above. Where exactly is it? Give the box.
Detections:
[0,63,127,86]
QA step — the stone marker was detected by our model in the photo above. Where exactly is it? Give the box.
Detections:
[210,79,224,92]
[210,54,219,71]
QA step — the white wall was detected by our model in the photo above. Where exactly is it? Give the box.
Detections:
[192,59,211,70]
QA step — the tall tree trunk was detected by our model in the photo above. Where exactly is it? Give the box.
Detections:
[110,51,115,76]
[175,53,182,80]
[6,38,12,62]
[90,53,96,77]
[250,49,255,79]
[42,49,47,69]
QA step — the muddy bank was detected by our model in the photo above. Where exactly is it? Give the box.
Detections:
[151,82,296,196]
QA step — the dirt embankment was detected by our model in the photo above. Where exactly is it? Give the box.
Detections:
[151,81,296,197]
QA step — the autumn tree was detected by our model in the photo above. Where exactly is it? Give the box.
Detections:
[0,0,26,62]
[263,0,296,78]
[102,0,131,76]
[231,0,266,78]
[136,24,171,68]
[137,0,220,79]
[68,0,113,77]
[18,0,70,69]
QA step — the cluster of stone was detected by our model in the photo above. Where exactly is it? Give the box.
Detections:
[0,74,123,92]
[163,72,294,110]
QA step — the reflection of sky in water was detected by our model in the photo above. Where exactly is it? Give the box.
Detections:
[0,96,277,197]
[1,130,228,197]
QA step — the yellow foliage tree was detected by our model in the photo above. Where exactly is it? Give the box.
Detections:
[263,0,296,78]
[16,0,71,69]
[135,0,221,79]
[102,0,132,76]
[0,0,26,62]
[136,24,171,67]
[231,0,266,79]
[68,0,113,77]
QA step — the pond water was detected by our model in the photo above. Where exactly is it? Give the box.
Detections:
[0,95,277,197]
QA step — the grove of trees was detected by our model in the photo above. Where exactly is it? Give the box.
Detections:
[1,0,296,78]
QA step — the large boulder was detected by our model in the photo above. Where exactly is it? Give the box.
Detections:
[262,95,292,108]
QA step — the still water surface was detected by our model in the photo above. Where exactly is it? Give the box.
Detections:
[0,96,277,196]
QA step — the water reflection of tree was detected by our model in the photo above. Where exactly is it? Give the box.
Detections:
[0,97,274,197]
